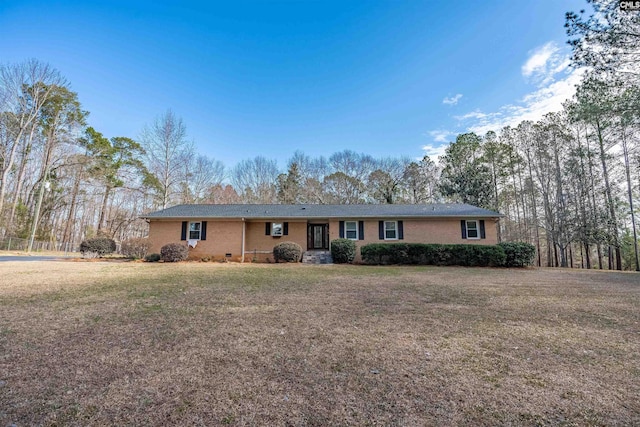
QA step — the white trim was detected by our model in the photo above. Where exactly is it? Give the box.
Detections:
[189,221,202,240]
[271,222,283,236]
[384,220,398,240]
[345,220,358,240]
[466,220,480,239]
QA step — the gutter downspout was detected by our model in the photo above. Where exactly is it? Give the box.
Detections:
[241,218,246,263]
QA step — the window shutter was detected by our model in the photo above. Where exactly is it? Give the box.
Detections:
[181,221,187,241]
[339,221,344,238]
[379,221,384,240]
[358,221,364,240]
[480,220,486,239]
[201,221,207,241]
[283,222,289,236]
[398,221,404,240]
[265,222,271,235]
[461,220,467,239]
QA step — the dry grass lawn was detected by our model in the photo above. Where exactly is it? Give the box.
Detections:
[0,261,639,426]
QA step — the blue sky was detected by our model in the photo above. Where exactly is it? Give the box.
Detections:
[0,0,587,168]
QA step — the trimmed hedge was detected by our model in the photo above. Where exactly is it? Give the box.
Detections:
[121,237,151,259]
[160,243,189,262]
[360,243,506,267]
[498,242,536,267]
[144,253,161,262]
[331,238,356,264]
[79,237,116,257]
[273,241,303,263]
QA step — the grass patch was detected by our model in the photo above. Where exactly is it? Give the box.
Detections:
[0,262,639,425]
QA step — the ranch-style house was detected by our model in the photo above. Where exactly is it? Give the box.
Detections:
[141,203,503,263]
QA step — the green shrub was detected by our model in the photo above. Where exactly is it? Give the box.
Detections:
[360,243,506,267]
[144,253,161,262]
[498,242,536,267]
[360,244,388,265]
[330,238,356,264]
[79,237,116,257]
[273,241,303,263]
[160,243,188,262]
[120,237,151,259]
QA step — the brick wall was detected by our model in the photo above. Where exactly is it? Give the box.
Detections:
[243,220,307,262]
[328,218,499,262]
[148,220,244,262]
[148,217,499,263]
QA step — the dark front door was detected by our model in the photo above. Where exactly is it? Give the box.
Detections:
[307,224,328,250]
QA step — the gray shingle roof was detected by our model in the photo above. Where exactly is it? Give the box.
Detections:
[141,204,503,219]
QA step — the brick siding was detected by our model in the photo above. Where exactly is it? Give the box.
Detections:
[148,217,499,263]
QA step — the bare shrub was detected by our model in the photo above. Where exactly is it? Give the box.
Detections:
[160,243,188,262]
[79,237,116,257]
[273,241,302,263]
[121,237,151,259]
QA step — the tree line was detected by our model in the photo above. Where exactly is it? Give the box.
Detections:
[0,0,638,269]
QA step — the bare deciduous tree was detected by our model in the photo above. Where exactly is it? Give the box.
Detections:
[140,110,193,209]
[232,156,279,203]
[0,60,67,230]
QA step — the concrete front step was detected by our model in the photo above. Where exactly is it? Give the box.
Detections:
[302,250,333,264]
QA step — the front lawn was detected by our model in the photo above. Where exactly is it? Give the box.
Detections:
[0,262,638,425]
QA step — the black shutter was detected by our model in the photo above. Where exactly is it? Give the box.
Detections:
[461,220,467,239]
[358,221,364,240]
[201,221,207,241]
[181,221,187,240]
[339,221,345,238]
[283,222,289,235]
[379,221,384,240]
[265,222,271,235]
[398,221,404,240]
[480,220,486,239]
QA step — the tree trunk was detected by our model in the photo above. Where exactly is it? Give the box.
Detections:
[62,165,83,246]
[7,125,36,236]
[552,134,568,267]
[621,132,639,271]
[595,119,622,270]
[97,185,112,232]
[0,126,27,222]
[584,242,591,269]
[569,243,574,268]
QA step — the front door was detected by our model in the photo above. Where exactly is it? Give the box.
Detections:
[307,224,328,250]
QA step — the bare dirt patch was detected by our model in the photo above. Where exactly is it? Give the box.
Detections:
[1,263,639,425]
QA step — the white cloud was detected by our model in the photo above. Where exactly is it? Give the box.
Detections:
[463,68,584,135]
[427,130,452,143]
[442,94,463,105]
[521,41,570,86]
[455,41,585,136]
[421,143,448,159]
[454,110,488,121]
[522,42,558,77]
[422,130,453,160]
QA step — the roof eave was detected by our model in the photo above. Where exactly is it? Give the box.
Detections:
[141,214,504,220]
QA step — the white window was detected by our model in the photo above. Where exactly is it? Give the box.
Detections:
[189,222,201,240]
[271,222,283,236]
[345,221,358,240]
[384,221,398,240]
[466,220,479,239]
